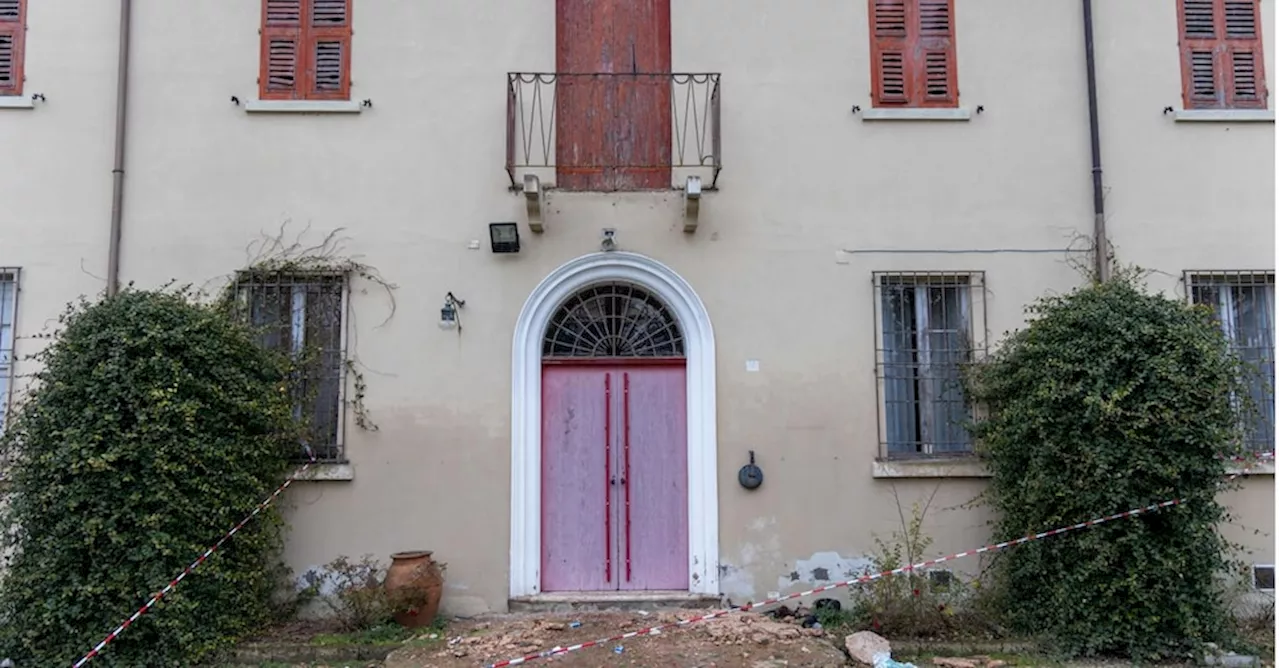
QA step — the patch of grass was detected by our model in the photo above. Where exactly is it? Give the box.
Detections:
[815,607,861,636]
[310,616,449,647]
[311,623,414,646]
[899,651,1052,666]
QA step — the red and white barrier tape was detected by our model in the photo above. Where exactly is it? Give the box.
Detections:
[488,451,1277,667]
[485,498,1186,667]
[71,448,318,668]
[67,449,1270,667]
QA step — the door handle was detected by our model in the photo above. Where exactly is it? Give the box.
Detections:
[610,476,627,486]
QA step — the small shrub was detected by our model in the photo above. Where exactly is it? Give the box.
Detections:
[302,553,448,632]
[845,496,1006,640]
[0,288,298,666]
[306,554,396,631]
[967,271,1246,660]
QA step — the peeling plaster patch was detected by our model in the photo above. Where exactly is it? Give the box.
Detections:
[295,565,342,597]
[779,552,874,592]
[721,517,784,599]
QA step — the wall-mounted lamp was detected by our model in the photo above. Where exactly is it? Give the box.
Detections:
[738,450,764,490]
[489,222,521,253]
[439,292,465,331]
[600,228,618,252]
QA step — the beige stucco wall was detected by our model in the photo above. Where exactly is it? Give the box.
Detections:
[0,1,1272,616]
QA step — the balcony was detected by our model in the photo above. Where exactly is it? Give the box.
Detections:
[506,72,721,192]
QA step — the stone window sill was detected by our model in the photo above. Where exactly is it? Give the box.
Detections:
[0,96,35,110]
[292,463,355,481]
[1172,109,1274,123]
[872,459,1274,479]
[872,458,989,478]
[1228,462,1275,476]
[862,107,972,122]
[0,463,356,492]
[244,100,363,114]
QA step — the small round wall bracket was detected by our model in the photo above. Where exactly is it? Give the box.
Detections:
[738,450,764,490]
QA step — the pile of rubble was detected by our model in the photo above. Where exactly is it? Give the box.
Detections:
[697,612,823,645]
[430,608,830,661]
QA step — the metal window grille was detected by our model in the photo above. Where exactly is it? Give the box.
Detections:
[233,271,347,462]
[0,268,17,475]
[873,272,985,459]
[542,282,684,358]
[1185,271,1275,453]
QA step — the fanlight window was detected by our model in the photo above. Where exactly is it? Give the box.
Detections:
[543,283,684,358]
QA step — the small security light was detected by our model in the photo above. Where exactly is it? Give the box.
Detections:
[489,222,521,253]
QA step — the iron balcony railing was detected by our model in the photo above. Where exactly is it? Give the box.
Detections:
[506,72,721,190]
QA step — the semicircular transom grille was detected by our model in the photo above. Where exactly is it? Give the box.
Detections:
[543,283,685,358]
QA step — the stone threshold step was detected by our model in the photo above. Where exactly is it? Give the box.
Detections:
[509,591,722,613]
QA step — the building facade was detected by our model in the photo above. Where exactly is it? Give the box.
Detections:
[0,0,1273,616]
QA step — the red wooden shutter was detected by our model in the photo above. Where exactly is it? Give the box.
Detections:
[871,0,910,106]
[870,0,958,107]
[915,0,957,106]
[1223,0,1266,108]
[261,0,303,100]
[307,0,352,100]
[0,0,24,96]
[1178,0,1266,109]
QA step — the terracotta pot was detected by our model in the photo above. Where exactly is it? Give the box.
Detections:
[385,550,444,628]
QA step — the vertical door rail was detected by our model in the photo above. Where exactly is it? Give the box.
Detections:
[623,372,633,582]
[603,373,612,583]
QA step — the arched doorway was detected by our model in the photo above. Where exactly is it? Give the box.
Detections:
[509,252,718,599]
[540,283,687,592]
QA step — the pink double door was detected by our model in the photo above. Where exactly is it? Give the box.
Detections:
[541,364,688,591]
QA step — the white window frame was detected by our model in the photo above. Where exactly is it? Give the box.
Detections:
[0,269,18,436]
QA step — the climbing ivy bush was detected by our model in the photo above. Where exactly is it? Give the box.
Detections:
[966,271,1250,660]
[0,288,298,666]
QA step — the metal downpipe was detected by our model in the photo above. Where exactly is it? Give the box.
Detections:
[106,0,132,297]
[1082,0,1110,282]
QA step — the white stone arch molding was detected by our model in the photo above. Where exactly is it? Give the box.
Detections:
[510,251,719,598]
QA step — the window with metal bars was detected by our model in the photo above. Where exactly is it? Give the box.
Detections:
[1186,271,1275,452]
[1177,0,1268,109]
[234,271,347,462]
[874,272,984,458]
[260,0,353,101]
[0,0,26,97]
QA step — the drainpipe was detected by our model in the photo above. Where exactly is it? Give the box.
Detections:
[106,0,132,297]
[1082,0,1109,283]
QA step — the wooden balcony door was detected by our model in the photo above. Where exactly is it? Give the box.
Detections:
[555,0,673,191]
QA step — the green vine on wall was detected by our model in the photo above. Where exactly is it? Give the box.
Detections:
[212,222,397,437]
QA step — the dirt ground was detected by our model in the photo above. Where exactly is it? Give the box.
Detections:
[384,609,849,668]
[243,609,1273,668]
